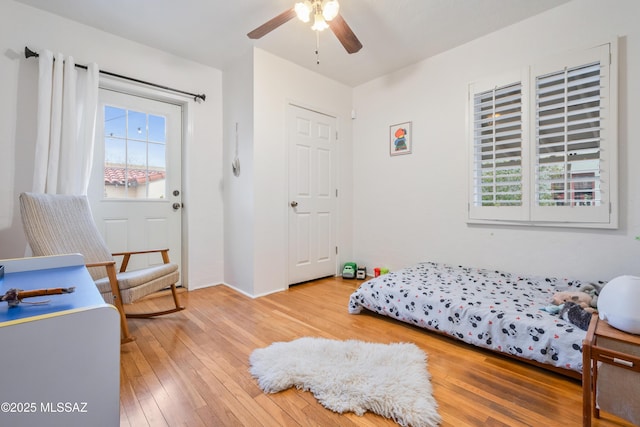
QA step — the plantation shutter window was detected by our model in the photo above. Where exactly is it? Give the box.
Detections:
[530,43,614,225]
[468,70,529,222]
[467,41,617,228]
[535,62,601,207]
[473,82,523,207]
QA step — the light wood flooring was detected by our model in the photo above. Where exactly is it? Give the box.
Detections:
[119,277,635,426]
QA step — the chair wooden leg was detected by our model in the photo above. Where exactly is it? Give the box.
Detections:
[170,283,183,309]
[117,305,135,343]
[105,263,135,343]
[125,284,185,319]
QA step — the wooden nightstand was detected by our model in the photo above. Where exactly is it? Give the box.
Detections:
[583,315,640,427]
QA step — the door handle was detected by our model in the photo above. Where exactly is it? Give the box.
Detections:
[290,201,298,208]
[172,202,182,210]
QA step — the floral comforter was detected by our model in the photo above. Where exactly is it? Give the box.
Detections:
[348,262,604,373]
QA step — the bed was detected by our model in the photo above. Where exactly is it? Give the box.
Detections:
[348,261,605,377]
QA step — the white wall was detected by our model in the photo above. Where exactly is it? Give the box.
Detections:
[0,1,224,289]
[222,50,255,295]
[248,48,354,296]
[352,0,640,281]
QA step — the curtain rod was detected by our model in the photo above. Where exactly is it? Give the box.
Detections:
[24,46,206,103]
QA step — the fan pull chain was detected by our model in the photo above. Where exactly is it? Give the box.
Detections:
[316,31,320,65]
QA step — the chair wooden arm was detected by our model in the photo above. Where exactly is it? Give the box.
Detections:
[111,249,171,272]
[85,260,117,268]
[111,249,170,256]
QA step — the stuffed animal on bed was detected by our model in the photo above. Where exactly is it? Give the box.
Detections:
[551,291,597,313]
[540,288,599,315]
[559,301,593,331]
[577,283,602,307]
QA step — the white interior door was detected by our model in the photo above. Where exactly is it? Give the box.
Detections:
[288,104,337,285]
[88,89,183,282]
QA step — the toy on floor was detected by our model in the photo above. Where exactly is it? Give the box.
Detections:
[356,266,366,280]
[342,262,357,279]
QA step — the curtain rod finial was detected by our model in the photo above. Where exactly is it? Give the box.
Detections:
[194,94,206,103]
[24,46,39,59]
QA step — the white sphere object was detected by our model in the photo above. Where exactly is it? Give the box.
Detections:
[598,275,640,334]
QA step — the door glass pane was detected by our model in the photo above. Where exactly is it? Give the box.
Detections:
[127,110,147,140]
[103,106,167,199]
[104,137,126,198]
[148,115,166,143]
[105,106,126,138]
[149,142,166,199]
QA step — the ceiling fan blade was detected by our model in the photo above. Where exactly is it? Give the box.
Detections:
[328,14,363,54]
[247,8,297,39]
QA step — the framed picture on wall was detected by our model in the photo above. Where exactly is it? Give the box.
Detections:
[390,121,412,156]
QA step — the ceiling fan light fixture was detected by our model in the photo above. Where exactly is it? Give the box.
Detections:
[322,0,340,21]
[311,12,329,31]
[294,1,312,23]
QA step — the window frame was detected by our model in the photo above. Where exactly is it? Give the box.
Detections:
[467,40,618,229]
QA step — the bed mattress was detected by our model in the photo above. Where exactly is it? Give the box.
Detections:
[348,262,605,373]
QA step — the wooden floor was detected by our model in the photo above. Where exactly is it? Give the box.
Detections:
[119,277,635,427]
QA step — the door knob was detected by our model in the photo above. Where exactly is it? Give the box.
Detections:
[172,202,182,210]
[290,201,298,207]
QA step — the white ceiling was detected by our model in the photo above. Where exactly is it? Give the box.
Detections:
[16,0,570,87]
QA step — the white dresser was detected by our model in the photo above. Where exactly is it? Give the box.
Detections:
[0,254,120,427]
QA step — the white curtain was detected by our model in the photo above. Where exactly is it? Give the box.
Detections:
[32,50,99,195]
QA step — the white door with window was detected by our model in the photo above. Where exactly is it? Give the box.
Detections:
[288,104,337,285]
[88,89,183,281]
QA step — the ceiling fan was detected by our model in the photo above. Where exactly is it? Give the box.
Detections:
[247,0,363,54]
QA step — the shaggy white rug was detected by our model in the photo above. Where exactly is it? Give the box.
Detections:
[249,337,441,427]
